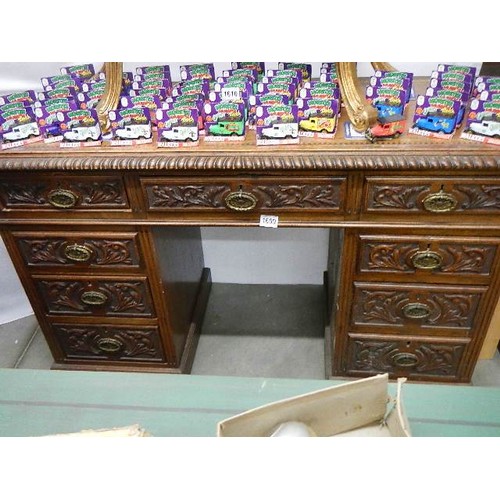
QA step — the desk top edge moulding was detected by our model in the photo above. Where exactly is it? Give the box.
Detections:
[0,61,499,384]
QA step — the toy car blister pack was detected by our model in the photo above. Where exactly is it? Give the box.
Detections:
[278,62,312,82]
[120,94,163,124]
[203,99,246,142]
[180,63,215,82]
[410,94,461,139]
[461,99,500,145]
[60,63,96,80]
[297,98,339,138]
[255,104,299,145]
[34,97,79,143]
[58,108,102,147]
[108,107,152,146]
[0,90,37,107]
[366,86,406,117]
[231,62,265,76]
[156,107,200,147]
[0,105,42,149]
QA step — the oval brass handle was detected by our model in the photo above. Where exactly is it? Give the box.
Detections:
[422,191,458,213]
[411,250,443,271]
[402,302,431,320]
[393,352,419,368]
[47,189,78,208]
[225,190,258,212]
[96,337,122,353]
[80,290,108,306]
[64,244,93,263]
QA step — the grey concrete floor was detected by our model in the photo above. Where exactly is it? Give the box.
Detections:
[1,283,500,385]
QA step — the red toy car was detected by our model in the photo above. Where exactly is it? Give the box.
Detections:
[365,114,406,142]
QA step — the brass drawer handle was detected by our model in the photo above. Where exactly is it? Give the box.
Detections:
[422,191,458,213]
[64,244,93,262]
[80,290,108,306]
[411,250,443,270]
[47,189,78,208]
[96,337,122,353]
[393,352,419,368]
[225,189,258,212]
[402,302,431,320]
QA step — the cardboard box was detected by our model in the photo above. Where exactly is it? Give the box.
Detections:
[217,373,411,437]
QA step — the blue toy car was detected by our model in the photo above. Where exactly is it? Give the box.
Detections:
[414,114,456,134]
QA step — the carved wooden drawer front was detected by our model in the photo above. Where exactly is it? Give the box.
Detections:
[351,282,485,336]
[346,334,467,381]
[33,276,155,318]
[52,323,165,363]
[13,231,142,269]
[357,235,498,280]
[0,175,130,212]
[363,177,500,215]
[141,176,346,213]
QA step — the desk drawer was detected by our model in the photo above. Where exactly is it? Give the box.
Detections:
[33,276,155,318]
[0,175,130,212]
[52,323,165,363]
[345,333,467,381]
[13,231,143,270]
[350,282,485,336]
[363,177,500,215]
[141,176,346,213]
[357,234,498,280]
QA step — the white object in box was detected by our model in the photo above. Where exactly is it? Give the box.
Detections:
[217,373,411,437]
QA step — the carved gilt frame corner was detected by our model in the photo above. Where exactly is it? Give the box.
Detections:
[336,62,396,132]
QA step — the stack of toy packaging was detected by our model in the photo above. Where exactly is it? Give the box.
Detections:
[409,64,476,140]
[461,76,500,146]
[0,90,42,149]
[156,64,213,147]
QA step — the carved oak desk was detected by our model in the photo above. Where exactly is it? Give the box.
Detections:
[1,116,499,383]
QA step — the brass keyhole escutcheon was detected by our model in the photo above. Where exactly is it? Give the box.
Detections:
[402,302,431,320]
[393,352,419,368]
[225,190,258,212]
[64,244,92,263]
[422,191,458,213]
[96,337,122,353]
[80,290,108,306]
[47,189,78,208]
[411,250,443,271]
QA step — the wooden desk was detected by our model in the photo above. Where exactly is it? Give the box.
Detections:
[0,368,499,436]
[1,97,500,383]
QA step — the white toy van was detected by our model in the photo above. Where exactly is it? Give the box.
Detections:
[2,122,40,142]
[63,124,100,142]
[161,126,198,142]
[115,123,152,140]
[261,122,298,139]
[469,119,500,138]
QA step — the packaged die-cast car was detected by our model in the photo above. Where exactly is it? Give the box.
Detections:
[2,121,40,142]
[161,126,198,142]
[261,122,298,139]
[365,114,406,142]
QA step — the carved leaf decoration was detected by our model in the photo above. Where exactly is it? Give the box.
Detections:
[75,181,126,205]
[372,185,428,209]
[98,241,133,265]
[367,243,415,271]
[455,185,500,209]
[1,183,48,205]
[255,184,339,208]
[150,185,228,208]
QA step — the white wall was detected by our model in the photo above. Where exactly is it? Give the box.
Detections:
[0,61,483,323]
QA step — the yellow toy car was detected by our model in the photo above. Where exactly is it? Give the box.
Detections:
[299,116,336,133]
